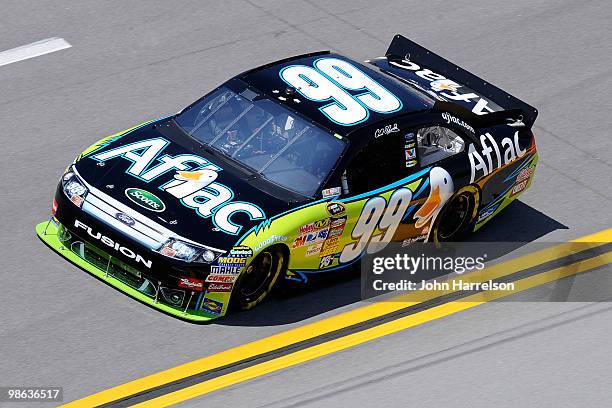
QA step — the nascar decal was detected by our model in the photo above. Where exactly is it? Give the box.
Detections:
[280,57,402,126]
[468,131,526,183]
[90,138,265,235]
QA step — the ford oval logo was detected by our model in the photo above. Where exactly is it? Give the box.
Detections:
[115,212,135,226]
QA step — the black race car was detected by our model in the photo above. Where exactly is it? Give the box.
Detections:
[37,35,538,321]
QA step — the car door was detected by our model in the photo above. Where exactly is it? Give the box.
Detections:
[337,122,470,265]
[330,128,420,267]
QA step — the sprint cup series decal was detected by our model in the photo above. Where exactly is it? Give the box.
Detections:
[91,138,265,235]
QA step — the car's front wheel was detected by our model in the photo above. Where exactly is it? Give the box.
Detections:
[231,245,286,310]
[431,186,480,243]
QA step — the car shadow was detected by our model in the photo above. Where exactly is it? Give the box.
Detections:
[218,200,568,327]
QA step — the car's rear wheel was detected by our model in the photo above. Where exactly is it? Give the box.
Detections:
[231,245,286,310]
[431,186,479,243]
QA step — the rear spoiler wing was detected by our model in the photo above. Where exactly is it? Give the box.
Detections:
[384,34,538,128]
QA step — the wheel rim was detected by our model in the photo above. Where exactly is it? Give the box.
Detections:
[438,193,473,240]
[239,251,275,300]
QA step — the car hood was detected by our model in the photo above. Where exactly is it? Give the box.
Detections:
[73,117,293,249]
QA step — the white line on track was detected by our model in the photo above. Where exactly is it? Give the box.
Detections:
[0,37,71,67]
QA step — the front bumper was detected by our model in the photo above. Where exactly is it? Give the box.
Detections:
[36,220,219,322]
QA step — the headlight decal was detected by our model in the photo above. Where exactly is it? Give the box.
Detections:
[158,238,224,264]
[61,169,89,208]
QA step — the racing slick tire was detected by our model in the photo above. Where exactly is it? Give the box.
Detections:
[431,185,480,243]
[230,245,287,310]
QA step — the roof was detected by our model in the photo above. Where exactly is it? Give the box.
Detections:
[239,52,434,137]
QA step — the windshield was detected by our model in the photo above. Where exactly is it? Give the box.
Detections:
[175,86,346,196]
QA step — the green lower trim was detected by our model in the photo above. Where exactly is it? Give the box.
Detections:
[35,221,216,322]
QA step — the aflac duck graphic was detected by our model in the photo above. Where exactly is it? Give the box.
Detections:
[414,167,454,232]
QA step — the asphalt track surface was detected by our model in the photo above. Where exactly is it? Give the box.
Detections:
[1,0,611,407]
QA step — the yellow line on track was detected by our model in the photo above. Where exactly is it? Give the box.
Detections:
[61,228,612,408]
[136,250,612,407]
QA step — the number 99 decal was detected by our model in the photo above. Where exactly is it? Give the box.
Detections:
[340,188,413,263]
[280,58,402,126]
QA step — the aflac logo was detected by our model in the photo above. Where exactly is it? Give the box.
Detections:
[92,138,265,235]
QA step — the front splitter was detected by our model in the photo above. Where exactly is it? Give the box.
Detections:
[35,220,217,323]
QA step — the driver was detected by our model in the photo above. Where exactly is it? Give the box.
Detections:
[246,115,290,157]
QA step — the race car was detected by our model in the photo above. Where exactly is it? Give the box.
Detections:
[36,34,538,321]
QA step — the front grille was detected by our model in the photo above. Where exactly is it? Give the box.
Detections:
[58,224,194,310]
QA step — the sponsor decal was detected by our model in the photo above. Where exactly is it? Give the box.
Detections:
[71,195,84,207]
[299,222,316,234]
[92,139,265,235]
[201,298,224,315]
[328,225,344,238]
[314,218,330,229]
[405,132,415,141]
[216,256,247,266]
[229,245,253,258]
[388,58,500,116]
[178,277,204,291]
[299,219,330,234]
[319,255,334,269]
[441,112,475,133]
[115,212,135,226]
[468,132,526,183]
[52,198,58,216]
[125,188,165,212]
[401,234,428,246]
[73,219,152,268]
[477,207,495,223]
[207,282,233,292]
[313,230,329,241]
[253,235,287,252]
[510,179,529,196]
[405,159,417,168]
[292,228,329,248]
[160,246,178,258]
[305,242,324,257]
[374,123,399,138]
[326,202,346,217]
[205,274,238,283]
[321,187,341,198]
[321,237,339,256]
[404,147,416,160]
[516,166,534,183]
[431,79,460,92]
[330,216,346,228]
[210,265,241,275]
